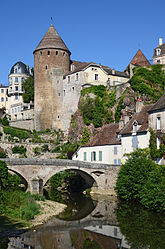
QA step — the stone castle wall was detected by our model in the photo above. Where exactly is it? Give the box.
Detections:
[34,48,70,131]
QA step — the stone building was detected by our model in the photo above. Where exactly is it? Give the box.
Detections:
[153,37,165,65]
[34,25,129,131]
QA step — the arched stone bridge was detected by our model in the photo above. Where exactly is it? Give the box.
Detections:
[3,158,120,195]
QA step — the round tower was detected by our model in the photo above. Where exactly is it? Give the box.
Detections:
[33,25,71,131]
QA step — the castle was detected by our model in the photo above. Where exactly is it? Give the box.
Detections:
[33,24,129,131]
[0,25,164,132]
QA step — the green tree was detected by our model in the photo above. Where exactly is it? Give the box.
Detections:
[115,149,156,201]
[22,77,34,103]
[0,160,8,190]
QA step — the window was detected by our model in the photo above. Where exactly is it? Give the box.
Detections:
[56,51,58,55]
[91,151,96,161]
[63,90,65,96]
[99,151,102,161]
[72,87,74,92]
[68,76,70,83]
[15,94,19,100]
[157,117,161,130]
[21,77,24,83]
[15,86,18,91]
[58,93,61,96]
[118,159,121,165]
[76,73,78,81]
[47,51,50,55]
[114,159,117,165]
[95,74,99,81]
[84,152,87,161]
[63,52,65,56]
[157,60,160,64]
[133,124,137,131]
[1,97,4,102]
[156,48,161,56]
[15,68,17,74]
[40,51,42,55]
[133,135,138,148]
[114,147,117,155]
[6,97,8,101]
[1,89,4,93]
[15,77,18,83]
[45,65,48,70]
[157,137,161,149]
[114,228,118,236]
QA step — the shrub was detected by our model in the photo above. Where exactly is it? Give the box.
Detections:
[3,126,30,141]
[12,146,26,155]
[0,148,7,158]
[115,149,156,201]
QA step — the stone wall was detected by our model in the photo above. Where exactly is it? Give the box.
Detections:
[9,119,34,131]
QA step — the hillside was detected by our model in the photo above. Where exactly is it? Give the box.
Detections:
[68,65,165,144]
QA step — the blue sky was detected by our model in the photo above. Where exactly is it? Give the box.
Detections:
[0,0,164,84]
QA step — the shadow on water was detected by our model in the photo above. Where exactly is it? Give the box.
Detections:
[44,188,97,221]
[116,201,165,249]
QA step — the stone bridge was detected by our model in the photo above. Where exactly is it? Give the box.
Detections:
[3,158,120,195]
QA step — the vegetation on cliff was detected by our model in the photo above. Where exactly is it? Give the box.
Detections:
[80,85,115,128]
[130,64,165,102]
[116,149,165,212]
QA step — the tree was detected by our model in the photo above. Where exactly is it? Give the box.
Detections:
[0,160,8,190]
[22,77,34,103]
[115,149,156,201]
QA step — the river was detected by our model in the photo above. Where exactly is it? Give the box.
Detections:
[1,192,165,249]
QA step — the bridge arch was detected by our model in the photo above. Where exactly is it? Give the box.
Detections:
[44,167,98,191]
[8,169,28,191]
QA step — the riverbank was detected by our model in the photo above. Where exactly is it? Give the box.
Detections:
[30,200,67,227]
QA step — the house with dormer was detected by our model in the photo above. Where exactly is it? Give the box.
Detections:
[153,37,165,65]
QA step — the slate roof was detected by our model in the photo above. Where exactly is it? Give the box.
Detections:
[83,123,120,147]
[65,61,129,78]
[34,25,71,54]
[148,94,165,112]
[153,43,165,57]
[10,61,30,75]
[120,105,153,135]
[128,49,151,67]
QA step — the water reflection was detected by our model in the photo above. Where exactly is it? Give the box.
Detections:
[3,195,165,249]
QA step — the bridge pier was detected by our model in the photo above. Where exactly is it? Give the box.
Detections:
[30,177,43,195]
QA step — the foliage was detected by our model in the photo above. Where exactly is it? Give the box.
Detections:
[0,116,9,126]
[115,149,156,201]
[116,149,165,212]
[55,141,79,159]
[49,170,76,189]
[22,76,34,103]
[12,145,26,155]
[80,127,90,146]
[140,165,165,211]
[82,239,101,249]
[33,146,40,155]
[0,160,8,189]
[41,144,49,152]
[3,126,30,141]
[0,147,7,158]
[130,65,165,102]
[80,86,115,128]
[149,128,165,160]
[115,89,127,122]
[116,202,165,249]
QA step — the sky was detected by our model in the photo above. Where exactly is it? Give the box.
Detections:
[0,0,164,85]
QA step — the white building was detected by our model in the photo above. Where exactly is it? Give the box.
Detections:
[153,37,165,65]
[73,123,122,165]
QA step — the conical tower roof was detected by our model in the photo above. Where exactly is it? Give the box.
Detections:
[34,25,71,54]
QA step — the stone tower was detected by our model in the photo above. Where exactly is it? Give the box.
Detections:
[33,25,71,131]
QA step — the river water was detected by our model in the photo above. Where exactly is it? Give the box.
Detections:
[1,192,165,249]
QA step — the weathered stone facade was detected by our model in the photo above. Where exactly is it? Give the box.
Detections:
[34,25,129,132]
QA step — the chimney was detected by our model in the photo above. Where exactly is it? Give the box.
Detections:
[159,37,163,46]
[136,98,144,113]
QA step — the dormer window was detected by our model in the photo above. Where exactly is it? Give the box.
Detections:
[133,121,138,131]
[156,48,161,56]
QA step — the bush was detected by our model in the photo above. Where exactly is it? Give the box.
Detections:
[12,146,26,155]
[0,148,7,158]
[115,149,156,201]
[3,126,30,141]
